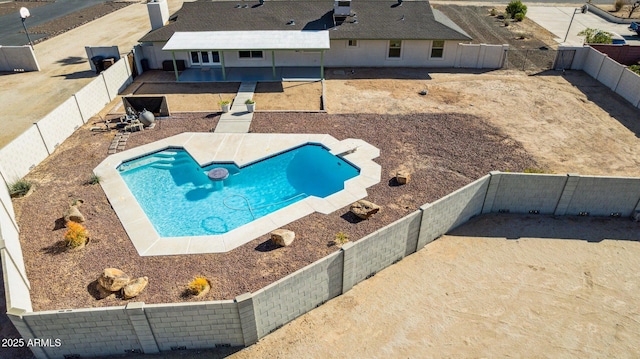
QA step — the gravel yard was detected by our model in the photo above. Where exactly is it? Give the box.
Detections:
[14,110,537,311]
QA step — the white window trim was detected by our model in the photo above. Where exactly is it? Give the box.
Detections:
[429,40,446,60]
[386,40,403,60]
[189,51,221,66]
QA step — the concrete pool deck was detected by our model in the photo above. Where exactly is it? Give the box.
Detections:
[94,133,381,256]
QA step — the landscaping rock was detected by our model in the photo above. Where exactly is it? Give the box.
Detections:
[64,200,85,223]
[94,281,116,300]
[396,170,411,185]
[350,200,381,220]
[271,229,295,247]
[122,277,148,299]
[98,268,130,292]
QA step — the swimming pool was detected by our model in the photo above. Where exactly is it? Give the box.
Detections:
[118,144,360,237]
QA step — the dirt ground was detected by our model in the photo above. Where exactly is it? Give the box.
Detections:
[324,69,640,176]
[231,214,640,359]
[112,79,324,113]
[114,81,240,113]
[254,81,323,111]
[0,1,51,17]
[598,4,640,19]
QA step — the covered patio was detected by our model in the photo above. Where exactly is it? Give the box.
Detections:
[162,30,330,82]
[176,66,322,82]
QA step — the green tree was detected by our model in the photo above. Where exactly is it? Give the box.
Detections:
[578,28,613,44]
[506,0,528,19]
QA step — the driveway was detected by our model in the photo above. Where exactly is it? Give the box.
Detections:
[0,0,193,148]
[528,6,640,45]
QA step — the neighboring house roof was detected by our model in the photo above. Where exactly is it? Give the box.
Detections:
[139,0,472,43]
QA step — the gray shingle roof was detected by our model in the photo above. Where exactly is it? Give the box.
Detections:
[139,0,472,43]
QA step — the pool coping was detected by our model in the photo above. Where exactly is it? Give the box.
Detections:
[94,133,381,256]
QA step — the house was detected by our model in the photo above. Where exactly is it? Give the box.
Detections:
[138,0,472,81]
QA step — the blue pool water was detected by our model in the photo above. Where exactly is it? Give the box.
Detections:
[118,144,359,237]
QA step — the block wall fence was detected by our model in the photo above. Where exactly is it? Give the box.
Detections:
[557,46,640,109]
[0,58,133,184]
[4,172,640,358]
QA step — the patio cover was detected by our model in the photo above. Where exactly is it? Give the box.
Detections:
[162,30,330,51]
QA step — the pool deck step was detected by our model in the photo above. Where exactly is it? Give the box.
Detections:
[213,81,256,133]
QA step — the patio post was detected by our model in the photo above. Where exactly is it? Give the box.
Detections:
[220,51,227,81]
[320,50,324,79]
[171,51,179,81]
[271,50,276,79]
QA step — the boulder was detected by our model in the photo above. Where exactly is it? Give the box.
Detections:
[633,211,640,222]
[94,281,116,300]
[64,200,85,223]
[98,268,130,292]
[350,200,381,220]
[396,170,411,185]
[122,277,148,299]
[271,229,295,247]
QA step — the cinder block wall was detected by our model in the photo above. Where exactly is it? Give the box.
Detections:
[351,210,422,284]
[145,301,244,351]
[253,251,344,338]
[417,175,490,249]
[485,173,567,214]
[6,172,640,359]
[0,57,133,183]
[0,46,40,72]
[19,306,142,358]
[564,176,640,216]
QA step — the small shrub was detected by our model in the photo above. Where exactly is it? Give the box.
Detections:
[578,28,613,44]
[490,8,497,16]
[245,98,255,105]
[629,64,640,75]
[88,174,101,185]
[334,232,349,245]
[514,12,525,21]
[504,18,510,26]
[188,276,209,295]
[506,0,527,18]
[614,0,624,12]
[218,100,230,105]
[64,221,89,248]
[9,180,32,197]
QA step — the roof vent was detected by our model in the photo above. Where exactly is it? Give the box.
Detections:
[397,0,403,5]
[259,0,264,5]
[235,4,241,8]
[287,19,295,25]
[242,4,249,8]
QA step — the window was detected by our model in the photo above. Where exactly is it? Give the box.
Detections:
[201,51,210,63]
[348,39,358,47]
[388,40,402,58]
[338,1,351,6]
[431,40,445,58]
[190,51,220,65]
[239,50,263,59]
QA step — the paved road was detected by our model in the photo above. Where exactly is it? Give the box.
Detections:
[0,0,115,46]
